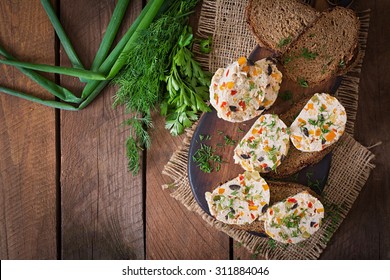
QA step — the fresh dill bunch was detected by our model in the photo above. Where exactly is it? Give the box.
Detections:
[125,114,153,175]
[126,137,140,175]
[112,0,200,114]
[113,16,183,113]
[112,0,203,174]
[125,115,154,149]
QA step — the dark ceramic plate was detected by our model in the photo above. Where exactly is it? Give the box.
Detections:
[188,46,341,220]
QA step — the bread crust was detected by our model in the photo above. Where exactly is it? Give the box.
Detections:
[281,7,360,85]
[245,0,319,55]
[246,2,360,85]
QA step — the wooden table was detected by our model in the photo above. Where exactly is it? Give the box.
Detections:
[0,0,389,260]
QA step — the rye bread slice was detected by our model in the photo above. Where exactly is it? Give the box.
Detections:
[282,7,360,86]
[267,96,334,178]
[246,0,319,54]
[232,181,317,233]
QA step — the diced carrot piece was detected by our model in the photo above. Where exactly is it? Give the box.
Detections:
[238,57,247,65]
[321,103,327,110]
[326,130,336,142]
[242,66,249,72]
[218,188,225,194]
[214,93,219,105]
[298,118,306,125]
[292,135,302,142]
[252,128,258,134]
[315,129,321,136]
[249,205,258,211]
[309,129,314,135]
[252,68,258,76]
[263,184,269,191]
[262,100,271,107]
[306,103,314,110]
[263,145,271,152]
[271,73,281,80]
[227,81,235,89]
[316,208,324,213]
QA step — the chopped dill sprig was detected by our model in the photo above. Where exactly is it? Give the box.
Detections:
[192,143,222,173]
[224,135,237,146]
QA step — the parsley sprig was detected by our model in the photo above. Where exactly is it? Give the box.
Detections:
[301,48,318,60]
[277,36,292,48]
[162,25,211,136]
[224,135,237,146]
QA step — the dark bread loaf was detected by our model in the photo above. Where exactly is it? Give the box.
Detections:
[267,95,333,178]
[246,0,319,54]
[232,181,317,233]
[282,7,360,85]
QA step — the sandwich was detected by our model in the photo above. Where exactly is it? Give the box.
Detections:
[233,114,290,173]
[261,191,324,244]
[268,93,346,178]
[205,171,270,225]
[210,57,282,122]
[205,172,324,244]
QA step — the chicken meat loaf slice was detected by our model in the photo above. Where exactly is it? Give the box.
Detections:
[231,181,318,233]
[267,96,333,178]
[246,0,319,54]
[282,7,360,86]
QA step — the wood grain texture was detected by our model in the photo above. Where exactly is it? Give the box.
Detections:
[59,0,144,259]
[145,112,230,259]
[0,0,57,259]
[321,0,390,260]
[0,0,388,260]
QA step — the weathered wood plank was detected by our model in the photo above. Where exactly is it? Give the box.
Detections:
[145,113,230,259]
[0,0,57,259]
[59,0,144,259]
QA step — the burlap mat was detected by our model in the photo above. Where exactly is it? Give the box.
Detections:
[162,0,375,259]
